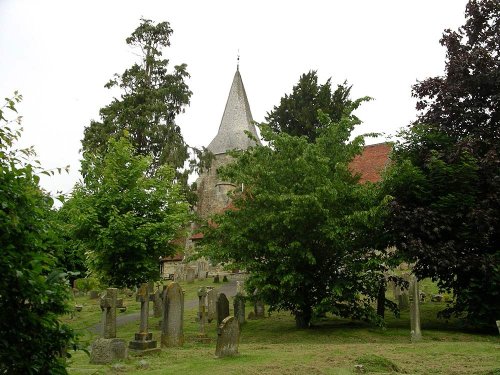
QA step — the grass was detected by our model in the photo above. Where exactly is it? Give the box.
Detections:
[64,278,500,374]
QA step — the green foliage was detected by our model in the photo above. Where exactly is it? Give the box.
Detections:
[202,106,394,328]
[266,70,356,142]
[384,0,500,325]
[72,135,190,288]
[73,277,100,293]
[0,94,76,374]
[81,18,205,205]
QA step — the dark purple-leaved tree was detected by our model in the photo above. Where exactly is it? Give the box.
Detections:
[384,0,499,326]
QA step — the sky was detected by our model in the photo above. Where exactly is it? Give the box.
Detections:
[0,0,469,197]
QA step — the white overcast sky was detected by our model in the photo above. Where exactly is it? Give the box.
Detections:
[0,0,469,197]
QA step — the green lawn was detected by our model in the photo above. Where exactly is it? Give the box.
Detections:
[64,279,500,375]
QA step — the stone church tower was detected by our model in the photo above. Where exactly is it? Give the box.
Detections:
[196,66,261,218]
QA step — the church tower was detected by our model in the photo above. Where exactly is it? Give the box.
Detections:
[196,67,261,218]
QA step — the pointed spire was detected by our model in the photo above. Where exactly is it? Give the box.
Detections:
[207,68,261,155]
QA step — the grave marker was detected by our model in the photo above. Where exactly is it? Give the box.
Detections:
[161,282,184,347]
[215,316,240,358]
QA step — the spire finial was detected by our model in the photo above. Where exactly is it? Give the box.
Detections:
[237,49,240,71]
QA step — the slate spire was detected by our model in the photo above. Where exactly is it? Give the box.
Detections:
[207,68,261,155]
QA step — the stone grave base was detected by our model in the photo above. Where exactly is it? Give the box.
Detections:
[129,347,161,356]
[129,332,158,353]
[90,338,127,364]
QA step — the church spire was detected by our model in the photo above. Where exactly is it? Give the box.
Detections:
[207,68,261,155]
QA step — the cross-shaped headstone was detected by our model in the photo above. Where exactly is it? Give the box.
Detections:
[99,288,118,339]
[129,282,158,351]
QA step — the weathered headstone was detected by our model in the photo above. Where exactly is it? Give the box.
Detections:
[496,320,500,335]
[207,287,217,323]
[129,283,158,353]
[215,316,240,358]
[254,300,265,318]
[253,288,265,318]
[161,282,184,347]
[196,287,210,342]
[213,274,220,283]
[90,288,127,364]
[222,275,229,282]
[233,293,245,325]
[153,287,163,318]
[186,267,196,283]
[216,293,230,326]
[409,275,422,342]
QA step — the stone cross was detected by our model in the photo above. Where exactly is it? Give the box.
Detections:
[409,275,422,342]
[207,287,217,323]
[129,283,158,351]
[99,288,118,339]
[161,282,184,347]
[215,316,240,358]
[233,293,245,325]
[216,293,230,326]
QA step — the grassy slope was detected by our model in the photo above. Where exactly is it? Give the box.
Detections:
[65,279,500,375]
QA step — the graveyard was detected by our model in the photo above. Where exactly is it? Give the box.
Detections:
[62,277,499,374]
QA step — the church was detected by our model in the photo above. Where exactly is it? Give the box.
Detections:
[160,66,391,279]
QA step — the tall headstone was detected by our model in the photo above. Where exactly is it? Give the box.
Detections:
[207,287,217,323]
[216,293,230,326]
[90,288,127,364]
[253,288,265,318]
[153,287,163,318]
[161,282,184,347]
[409,275,422,342]
[129,283,158,353]
[196,287,210,342]
[233,293,245,325]
[215,316,240,358]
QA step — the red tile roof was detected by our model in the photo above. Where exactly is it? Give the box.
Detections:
[349,143,392,183]
[160,253,184,262]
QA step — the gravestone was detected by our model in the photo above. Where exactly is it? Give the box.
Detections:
[254,300,265,318]
[496,320,500,335]
[253,288,265,318]
[89,290,99,299]
[233,293,245,325]
[129,283,158,353]
[213,274,220,283]
[216,293,230,326]
[409,275,422,342]
[186,267,196,283]
[161,282,184,347]
[90,288,127,364]
[196,287,210,342]
[153,288,163,318]
[207,287,217,323]
[215,316,240,358]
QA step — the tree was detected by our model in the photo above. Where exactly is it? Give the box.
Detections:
[81,18,193,179]
[266,70,354,142]
[0,94,76,373]
[201,107,394,328]
[72,135,190,288]
[384,0,500,325]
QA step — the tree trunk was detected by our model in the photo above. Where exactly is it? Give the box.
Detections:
[377,280,386,318]
[294,306,312,328]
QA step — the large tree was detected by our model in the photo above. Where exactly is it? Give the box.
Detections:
[82,18,192,176]
[384,0,499,325]
[0,94,76,373]
[201,106,394,328]
[71,135,190,288]
[266,70,354,142]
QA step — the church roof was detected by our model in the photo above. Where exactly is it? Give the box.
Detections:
[207,68,261,155]
[349,142,392,183]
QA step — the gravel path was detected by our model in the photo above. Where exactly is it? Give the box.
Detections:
[88,280,237,334]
